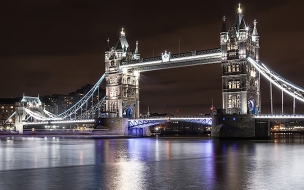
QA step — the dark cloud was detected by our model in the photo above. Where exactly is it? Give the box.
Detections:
[1,0,304,115]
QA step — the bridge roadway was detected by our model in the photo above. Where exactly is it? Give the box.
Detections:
[22,115,304,128]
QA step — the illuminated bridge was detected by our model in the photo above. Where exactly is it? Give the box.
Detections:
[6,4,304,137]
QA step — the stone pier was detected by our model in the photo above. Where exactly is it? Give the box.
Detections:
[95,118,151,137]
[211,114,270,140]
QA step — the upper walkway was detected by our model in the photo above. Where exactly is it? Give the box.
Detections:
[120,48,221,72]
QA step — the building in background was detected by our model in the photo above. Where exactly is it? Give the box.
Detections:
[0,97,21,129]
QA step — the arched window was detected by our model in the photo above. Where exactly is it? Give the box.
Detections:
[110,60,114,67]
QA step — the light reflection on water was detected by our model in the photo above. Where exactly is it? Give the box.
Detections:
[0,135,304,189]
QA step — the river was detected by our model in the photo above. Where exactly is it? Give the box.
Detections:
[0,134,304,190]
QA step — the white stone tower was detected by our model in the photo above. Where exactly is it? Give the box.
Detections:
[105,29,140,118]
[221,4,260,114]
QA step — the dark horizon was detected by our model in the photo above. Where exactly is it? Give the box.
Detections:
[1,0,304,115]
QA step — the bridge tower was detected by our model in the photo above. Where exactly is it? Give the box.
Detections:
[15,95,44,134]
[105,29,140,118]
[220,4,260,114]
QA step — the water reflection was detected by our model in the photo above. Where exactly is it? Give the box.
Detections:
[0,135,304,189]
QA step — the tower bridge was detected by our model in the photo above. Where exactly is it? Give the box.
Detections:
[6,4,304,138]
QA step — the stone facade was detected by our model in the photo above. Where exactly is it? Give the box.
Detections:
[220,5,260,114]
[105,29,140,118]
[211,114,270,139]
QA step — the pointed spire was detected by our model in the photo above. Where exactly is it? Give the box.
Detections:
[135,40,139,54]
[106,38,110,51]
[239,18,246,30]
[252,19,258,36]
[232,4,244,30]
[118,27,129,52]
[116,38,123,50]
[221,16,227,32]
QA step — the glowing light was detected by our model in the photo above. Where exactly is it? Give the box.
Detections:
[238,3,242,14]
[121,28,125,36]
[134,70,140,77]
[245,26,249,31]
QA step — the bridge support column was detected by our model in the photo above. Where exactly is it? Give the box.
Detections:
[15,106,26,134]
[96,118,129,136]
[143,126,152,136]
[211,114,270,140]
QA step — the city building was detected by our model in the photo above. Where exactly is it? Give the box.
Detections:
[0,97,21,127]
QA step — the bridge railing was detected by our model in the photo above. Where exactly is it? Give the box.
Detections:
[121,48,221,65]
[128,116,213,128]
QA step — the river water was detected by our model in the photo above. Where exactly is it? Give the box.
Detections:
[0,134,304,190]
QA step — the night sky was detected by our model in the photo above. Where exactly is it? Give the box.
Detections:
[1,0,304,115]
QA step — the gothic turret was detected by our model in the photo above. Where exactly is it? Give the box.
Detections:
[220,4,261,115]
[238,18,247,58]
[220,16,228,60]
[105,38,110,61]
[133,40,140,60]
[252,20,260,60]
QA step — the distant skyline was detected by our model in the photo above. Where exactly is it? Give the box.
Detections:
[1,0,304,115]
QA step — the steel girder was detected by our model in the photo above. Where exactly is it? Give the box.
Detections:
[247,57,304,102]
[58,74,105,119]
[76,97,106,120]
[4,111,16,124]
[128,117,213,128]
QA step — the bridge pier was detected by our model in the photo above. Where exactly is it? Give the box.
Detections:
[95,118,151,137]
[95,118,129,135]
[211,114,270,140]
[15,104,26,134]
